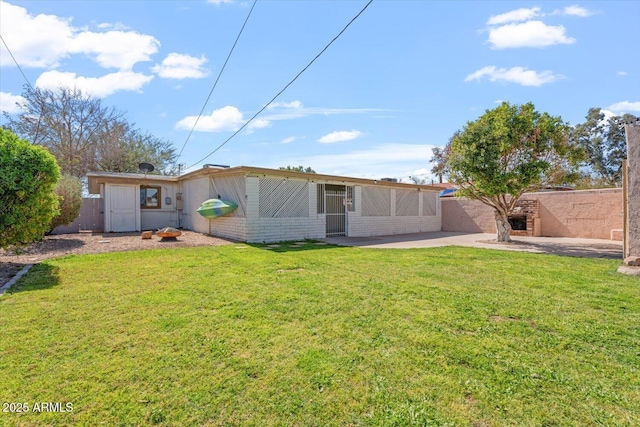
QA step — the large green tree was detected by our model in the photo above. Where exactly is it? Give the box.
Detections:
[571,108,637,187]
[4,87,177,177]
[448,102,573,242]
[0,129,60,248]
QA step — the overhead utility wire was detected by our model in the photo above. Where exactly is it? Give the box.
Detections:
[0,34,33,89]
[187,0,374,169]
[174,0,258,167]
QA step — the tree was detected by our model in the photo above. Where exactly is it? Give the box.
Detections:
[408,176,427,185]
[448,102,571,242]
[50,175,83,231]
[278,165,316,173]
[570,108,637,187]
[96,127,177,175]
[0,129,60,248]
[4,86,177,177]
[430,132,455,184]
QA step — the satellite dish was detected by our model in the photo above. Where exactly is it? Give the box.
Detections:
[139,163,155,174]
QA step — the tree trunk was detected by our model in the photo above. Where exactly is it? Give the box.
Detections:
[495,210,512,242]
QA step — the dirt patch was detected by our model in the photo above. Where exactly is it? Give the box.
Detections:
[0,262,26,290]
[0,231,235,287]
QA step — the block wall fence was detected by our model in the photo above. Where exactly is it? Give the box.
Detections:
[441,188,623,240]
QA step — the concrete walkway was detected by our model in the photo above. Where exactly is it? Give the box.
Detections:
[322,231,623,259]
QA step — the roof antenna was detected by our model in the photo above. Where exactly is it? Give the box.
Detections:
[139,162,155,177]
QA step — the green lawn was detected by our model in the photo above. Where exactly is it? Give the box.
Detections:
[0,243,638,426]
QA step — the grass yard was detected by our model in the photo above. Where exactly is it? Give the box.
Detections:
[0,243,638,426]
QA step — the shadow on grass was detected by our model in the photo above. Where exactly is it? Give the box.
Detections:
[479,240,623,260]
[249,240,347,253]
[6,263,61,294]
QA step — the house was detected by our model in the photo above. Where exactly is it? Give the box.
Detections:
[86,165,443,243]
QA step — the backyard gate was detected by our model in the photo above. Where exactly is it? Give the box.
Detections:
[325,190,346,237]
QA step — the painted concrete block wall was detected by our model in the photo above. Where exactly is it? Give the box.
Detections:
[625,122,640,257]
[348,186,441,237]
[247,180,325,243]
[534,189,622,239]
[209,217,248,241]
[206,175,248,241]
[247,217,326,243]
[442,188,623,239]
[441,198,496,233]
[182,175,249,240]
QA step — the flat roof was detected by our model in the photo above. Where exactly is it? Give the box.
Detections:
[86,166,446,194]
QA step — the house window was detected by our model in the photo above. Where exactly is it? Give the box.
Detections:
[140,186,161,209]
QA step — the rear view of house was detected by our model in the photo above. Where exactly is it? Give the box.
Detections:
[87,166,442,243]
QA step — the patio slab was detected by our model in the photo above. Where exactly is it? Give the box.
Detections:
[322,231,623,259]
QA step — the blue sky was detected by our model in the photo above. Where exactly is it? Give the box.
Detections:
[1,0,639,181]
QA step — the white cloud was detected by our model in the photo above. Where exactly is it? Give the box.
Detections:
[0,1,74,68]
[268,100,303,109]
[35,70,154,98]
[487,7,541,25]
[284,143,436,179]
[617,71,627,76]
[488,21,575,49]
[175,105,245,132]
[465,66,563,87]
[0,92,26,114]
[261,101,384,121]
[607,101,640,113]
[553,5,594,17]
[151,53,209,79]
[175,101,382,133]
[96,22,131,31]
[69,31,159,70]
[242,118,271,135]
[281,136,296,144]
[207,0,234,4]
[600,109,616,122]
[0,1,159,70]
[318,130,362,144]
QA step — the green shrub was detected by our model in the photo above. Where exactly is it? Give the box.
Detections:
[0,128,60,248]
[50,175,83,230]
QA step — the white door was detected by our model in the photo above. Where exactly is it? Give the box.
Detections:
[109,185,137,232]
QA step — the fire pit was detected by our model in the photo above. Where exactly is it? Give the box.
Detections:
[157,227,182,240]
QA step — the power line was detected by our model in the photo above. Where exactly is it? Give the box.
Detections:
[0,34,33,89]
[186,0,374,170]
[174,0,258,168]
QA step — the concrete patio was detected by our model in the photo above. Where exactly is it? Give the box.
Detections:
[322,231,623,259]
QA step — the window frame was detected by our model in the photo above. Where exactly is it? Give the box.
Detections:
[140,185,162,209]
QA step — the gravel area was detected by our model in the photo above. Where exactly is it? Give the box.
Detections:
[0,231,234,288]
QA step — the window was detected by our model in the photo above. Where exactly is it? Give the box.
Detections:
[140,186,161,209]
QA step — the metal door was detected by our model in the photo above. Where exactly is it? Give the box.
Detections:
[326,190,346,236]
[109,185,137,232]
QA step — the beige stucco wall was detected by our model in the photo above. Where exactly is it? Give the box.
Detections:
[442,188,623,240]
